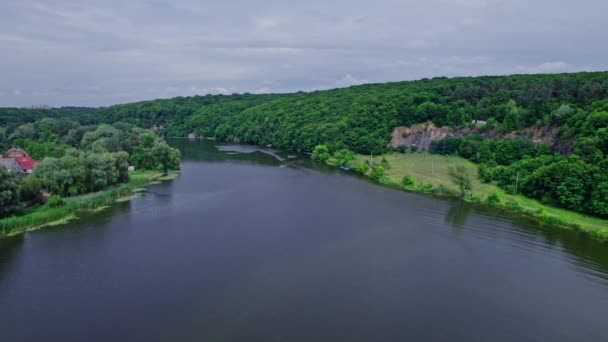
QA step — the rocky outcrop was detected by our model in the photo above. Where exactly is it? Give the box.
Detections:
[391,122,562,151]
[187,133,197,140]
[391,123,452,150]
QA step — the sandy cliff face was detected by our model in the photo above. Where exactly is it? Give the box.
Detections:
[390,122,562,151]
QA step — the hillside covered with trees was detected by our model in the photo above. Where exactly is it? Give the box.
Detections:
[1,71,608,218]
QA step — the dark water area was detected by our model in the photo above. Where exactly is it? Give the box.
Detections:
[1,139,607,342]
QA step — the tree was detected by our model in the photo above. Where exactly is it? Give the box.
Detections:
[0,167,21,215]
[369,165,385,181]
[311,144,330,162]
[152,141,173,174]
[20,177,44,203]
[448,165,473,197]
[502,100,521,132]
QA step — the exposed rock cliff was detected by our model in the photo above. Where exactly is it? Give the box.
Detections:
[390,122,563,151]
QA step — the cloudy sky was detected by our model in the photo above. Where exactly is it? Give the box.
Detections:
[1,0,606,107]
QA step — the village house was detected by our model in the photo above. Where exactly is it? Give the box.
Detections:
[0,147,38,174]
[0,158,20,173]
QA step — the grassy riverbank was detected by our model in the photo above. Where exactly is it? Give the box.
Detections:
[0,170,179,238]
[350,152,608,241]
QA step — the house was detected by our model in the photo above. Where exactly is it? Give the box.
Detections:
[1,147,38,174]
[15,156,38,174]
[6,147,29,158]
[0,158,20,173]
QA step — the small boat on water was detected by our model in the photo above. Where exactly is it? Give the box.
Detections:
[339,165,351,172]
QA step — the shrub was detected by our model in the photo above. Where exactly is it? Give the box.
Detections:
[401,175,415,187]
[369,165,385,181]
[354,163,369,175]
[507,200,522,212]
[486,193,501,205]
[46,195,64,208]
[311,144,330,162]
[422,183,433,192]
[432,184,450,195]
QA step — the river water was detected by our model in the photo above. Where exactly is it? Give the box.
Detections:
[1,139,607,341]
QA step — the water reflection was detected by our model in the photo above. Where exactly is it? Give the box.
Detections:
[444,200,474,231]
[173,138,288,166]
[0,235,23,276]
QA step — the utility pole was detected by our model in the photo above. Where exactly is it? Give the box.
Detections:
[515,172,520,194]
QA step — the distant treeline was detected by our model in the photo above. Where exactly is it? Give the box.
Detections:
[3,72,608,154]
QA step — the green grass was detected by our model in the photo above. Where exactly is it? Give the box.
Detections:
[0,170,179,238]
[353,152,608,239]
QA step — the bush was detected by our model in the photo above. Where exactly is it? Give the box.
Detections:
[486,192,501,205]
[311,144,330,162]
[432,184,450,195]
[354,163,369,175]
[507,200,522,212]
[369,165,385,181]
[46,195,64,208]
[398,145,407,154]
[478,164,494,183]
[401,175,415,187]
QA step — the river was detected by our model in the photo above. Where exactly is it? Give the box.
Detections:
[1,139,607,341]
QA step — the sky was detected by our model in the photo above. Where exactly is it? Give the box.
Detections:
[1,0,607,107]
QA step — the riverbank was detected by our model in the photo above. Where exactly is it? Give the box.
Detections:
[347,152,608,242]
[0,170,179,238]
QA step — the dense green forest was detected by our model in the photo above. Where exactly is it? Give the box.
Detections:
[0,119,180,216]
[1,71,608,218]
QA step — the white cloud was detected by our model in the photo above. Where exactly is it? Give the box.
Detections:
[534,61,571,73]
[334,74,368,87]
[253,87,272,94]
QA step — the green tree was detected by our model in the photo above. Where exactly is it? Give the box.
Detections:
[0,167,21,215]
[448,165,473,197]
[369,165,385,181]
[311,144,330,162]
[152,141,174,174]
[503,100,521,132]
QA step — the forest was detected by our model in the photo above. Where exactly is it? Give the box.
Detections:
[1,71,608,218]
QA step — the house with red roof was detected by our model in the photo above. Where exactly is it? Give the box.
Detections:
[1,147,38,174]
[15,156,38,174]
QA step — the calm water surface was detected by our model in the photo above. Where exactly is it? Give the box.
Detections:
[1,139,607,341]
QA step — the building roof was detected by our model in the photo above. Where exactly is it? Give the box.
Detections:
[6,147,29,158]
[15,156,38,170]
[0,158,20,172]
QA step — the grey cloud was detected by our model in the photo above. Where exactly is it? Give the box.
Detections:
[1,0,607,107]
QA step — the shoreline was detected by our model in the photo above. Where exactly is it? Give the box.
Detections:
[180,138,608,241]
[0,170,179,238]
[341,152,608,242]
